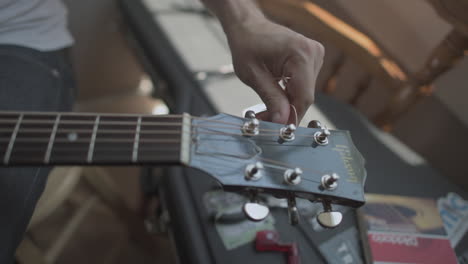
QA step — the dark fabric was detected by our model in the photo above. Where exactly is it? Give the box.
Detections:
[0,45,75,264]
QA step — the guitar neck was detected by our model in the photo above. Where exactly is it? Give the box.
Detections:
[0,111,192,166]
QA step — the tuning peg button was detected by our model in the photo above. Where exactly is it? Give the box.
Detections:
[308,120,323,129]
[243,202,270,222]
[244,110,256,119]
[316,202,342,229]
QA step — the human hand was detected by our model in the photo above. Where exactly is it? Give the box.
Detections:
[225,19,325,124]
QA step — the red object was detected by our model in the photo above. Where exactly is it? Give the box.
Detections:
[255,230,300,264]
[368,233,458,264]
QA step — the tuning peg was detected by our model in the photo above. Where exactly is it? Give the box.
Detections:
[308,120,323,129]
[245,162,264,181]
[314,125,331,145]
[244,110,256,119]
[279,124,296,141]
[243,202,270,222]
[283,167,302,185]
[321,173,340,190]
[242,117,260,136]
[243,190,270,222]
[287,197,300,225]
[316,202,343,229]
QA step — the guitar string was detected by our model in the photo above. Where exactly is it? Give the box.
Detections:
[0,120,306,134]
[0,113,305,129]
[0,131,312,141]
[3,152,328,184]
[0,121,320,138]
[3,140,320,175]
[0,126,329,174]
[3,142,323,183]
[0,129,317,140]
[0,114,328,133]
[3,128,327,183]
[186,153,322,184]
[258,157,324,175]
[0,122,330,168]
[0,115,334,180]
[196,141,324,182]
[1,116,341,185]
[0,126,300,135]
[0,132,316,143]
[5,141,328,181]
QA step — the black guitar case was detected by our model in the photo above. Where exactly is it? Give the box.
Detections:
[119,1,468,263]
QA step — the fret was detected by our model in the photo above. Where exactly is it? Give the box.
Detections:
[137,116,184,164]
[133,116,142,162]
[44,115,61,164]
[3,114,23,165]
[50,114,95,164]
[0,114,17,159]
[92,116,138,163]
[8,114,56,164]
[87,116,100,163]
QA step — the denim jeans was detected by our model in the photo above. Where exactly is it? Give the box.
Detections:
[0,45,76,264]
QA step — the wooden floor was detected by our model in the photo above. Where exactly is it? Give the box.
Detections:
[27,169,176,264]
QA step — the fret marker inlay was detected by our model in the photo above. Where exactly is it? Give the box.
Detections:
[3,114,23,165]
[68,132,78,142]
[87,116,100,163]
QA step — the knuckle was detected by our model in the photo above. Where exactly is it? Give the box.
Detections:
[262,92,278,105]
[293,38,325,60]
[315,41,326,58]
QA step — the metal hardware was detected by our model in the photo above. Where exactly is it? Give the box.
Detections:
[308,120,323,129]
[283,168,302,185]
[243,190,270,222]
[244,110,256,119]
[314,126,331,145]
[245,162,264,181]
[287,197,300,225]
[316,202,342,228]
[321,173,339,190]
[279,124,296,141]
[243,202,270,222]
[242,117,260,136]
[309,119,331,145]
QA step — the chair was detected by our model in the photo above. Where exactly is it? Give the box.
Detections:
[257,0,468,130]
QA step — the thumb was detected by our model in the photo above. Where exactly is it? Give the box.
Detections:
[245,66,290,124]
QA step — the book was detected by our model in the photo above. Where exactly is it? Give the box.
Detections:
[358,194,457,264]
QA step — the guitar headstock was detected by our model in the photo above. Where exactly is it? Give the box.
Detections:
[188,113,366,228]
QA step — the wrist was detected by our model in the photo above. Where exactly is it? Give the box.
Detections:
[202,0,267,35]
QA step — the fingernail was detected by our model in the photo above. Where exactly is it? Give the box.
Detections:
[271,112,283,124]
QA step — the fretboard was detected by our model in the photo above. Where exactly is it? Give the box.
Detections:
[0,111,191,166]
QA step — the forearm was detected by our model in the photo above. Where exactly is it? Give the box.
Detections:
[200,0,266,33]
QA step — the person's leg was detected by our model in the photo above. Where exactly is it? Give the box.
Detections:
[0,45,75,264]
